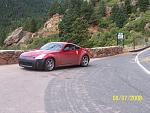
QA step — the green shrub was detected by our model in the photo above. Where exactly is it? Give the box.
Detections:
[4,44,21,50]
[99,19,109,28]
[125,18,147,32]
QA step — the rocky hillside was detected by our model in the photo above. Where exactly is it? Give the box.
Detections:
[0,0,52,47]
[3,14,62,49]
[1,0,150,50]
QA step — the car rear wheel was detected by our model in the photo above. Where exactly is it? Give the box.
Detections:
[44,58,55,71]
[81,55,89,67]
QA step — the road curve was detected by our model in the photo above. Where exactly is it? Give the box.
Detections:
[0,51,150,113]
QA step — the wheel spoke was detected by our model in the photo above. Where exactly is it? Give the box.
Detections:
[82,56,89,66]
[46,59,54,71]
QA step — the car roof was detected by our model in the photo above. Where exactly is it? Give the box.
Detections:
[50,42,68,44]
[49,42,81,47]
[50,42,75,45]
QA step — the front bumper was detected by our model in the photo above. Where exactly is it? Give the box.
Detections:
[18,57,45,70]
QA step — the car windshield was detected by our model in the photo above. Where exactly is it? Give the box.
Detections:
[40,43,64,51]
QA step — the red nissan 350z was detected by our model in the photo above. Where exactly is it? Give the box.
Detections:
[18,42,90,71]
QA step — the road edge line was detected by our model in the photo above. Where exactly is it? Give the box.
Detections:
[135,48,150,75]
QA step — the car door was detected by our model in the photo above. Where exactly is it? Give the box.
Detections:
[61,44,79,65]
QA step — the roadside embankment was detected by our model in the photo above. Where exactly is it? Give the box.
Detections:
[0,46,123,65]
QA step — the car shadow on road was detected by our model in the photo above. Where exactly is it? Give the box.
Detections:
[20,65,94,72]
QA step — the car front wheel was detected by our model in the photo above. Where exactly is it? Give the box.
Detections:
[81,55,89,67]
[44,58,55,71]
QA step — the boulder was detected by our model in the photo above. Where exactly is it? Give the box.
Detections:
[4,27,32,47]
[35,13,63,37]
[4,27,24,47]
[18,31,32,45]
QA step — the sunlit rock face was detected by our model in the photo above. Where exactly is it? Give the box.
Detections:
[4,27,32,47]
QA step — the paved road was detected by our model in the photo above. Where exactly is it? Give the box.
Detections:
[0,50,150,113]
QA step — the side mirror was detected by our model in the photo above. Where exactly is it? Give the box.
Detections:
[64,47,70,51]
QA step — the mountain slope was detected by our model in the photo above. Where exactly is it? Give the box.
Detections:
[0,0,51,21]
[0,0,52,46]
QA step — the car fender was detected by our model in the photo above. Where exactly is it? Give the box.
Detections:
[79,49,90,64]
[44,54,58,66]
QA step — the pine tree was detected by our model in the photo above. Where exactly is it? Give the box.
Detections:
[81,1,94,21]
[0,27,7,46]
[29,19,37,33]
[124,0,132,15]
[111,4,127,28]
[91,0,99,6]
[69,18,90,46]
[111,4,119,22]
[59,9,79,35]
[99,0,106,18]
[139,0,150,12]
[23,18,37,33]
[59,0,93,37]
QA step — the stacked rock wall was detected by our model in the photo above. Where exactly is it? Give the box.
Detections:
[0,46,123,65]
[87,46,123,58]
[0,50,24,65]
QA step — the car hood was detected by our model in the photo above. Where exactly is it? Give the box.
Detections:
[21,50,58,57]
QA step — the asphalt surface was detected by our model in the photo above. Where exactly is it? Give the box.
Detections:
[0,50,150,113]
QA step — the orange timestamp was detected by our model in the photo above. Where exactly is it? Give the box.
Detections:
[112,95,143,102]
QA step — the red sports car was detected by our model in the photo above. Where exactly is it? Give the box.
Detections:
[18,42,90,71]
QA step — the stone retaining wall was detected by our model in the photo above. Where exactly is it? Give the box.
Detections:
[87,46,123,58]
[0,46,123,65]
[0,50,24,65]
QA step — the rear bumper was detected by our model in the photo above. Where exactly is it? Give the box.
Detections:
[18,58,45,70]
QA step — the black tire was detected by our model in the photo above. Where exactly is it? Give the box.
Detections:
[80,55,89,67]
[44,58,55,71]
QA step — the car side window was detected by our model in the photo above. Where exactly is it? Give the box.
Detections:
[64,44,76,51]
[75,46,80,50]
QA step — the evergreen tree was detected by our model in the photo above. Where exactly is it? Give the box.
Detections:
[81,1,94,21]
[111,4,119,21]
[23,18,37,33]
[29,19,37,33]
[99,0,106,18]
[139,0,150,12]
[48,0,63,17]
[0,28,7,46]
[59,9,79,35]
[124,0,132,15]
[111,4,127,28]
[59,0,93,37]
[91,0,99,6]
[68,18,90,46]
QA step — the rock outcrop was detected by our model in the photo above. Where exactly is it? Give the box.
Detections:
[4,14,63,48]
[35,14,63,37]
[4,27,32,47]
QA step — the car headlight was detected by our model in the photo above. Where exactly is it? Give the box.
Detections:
[35,54,46,59]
